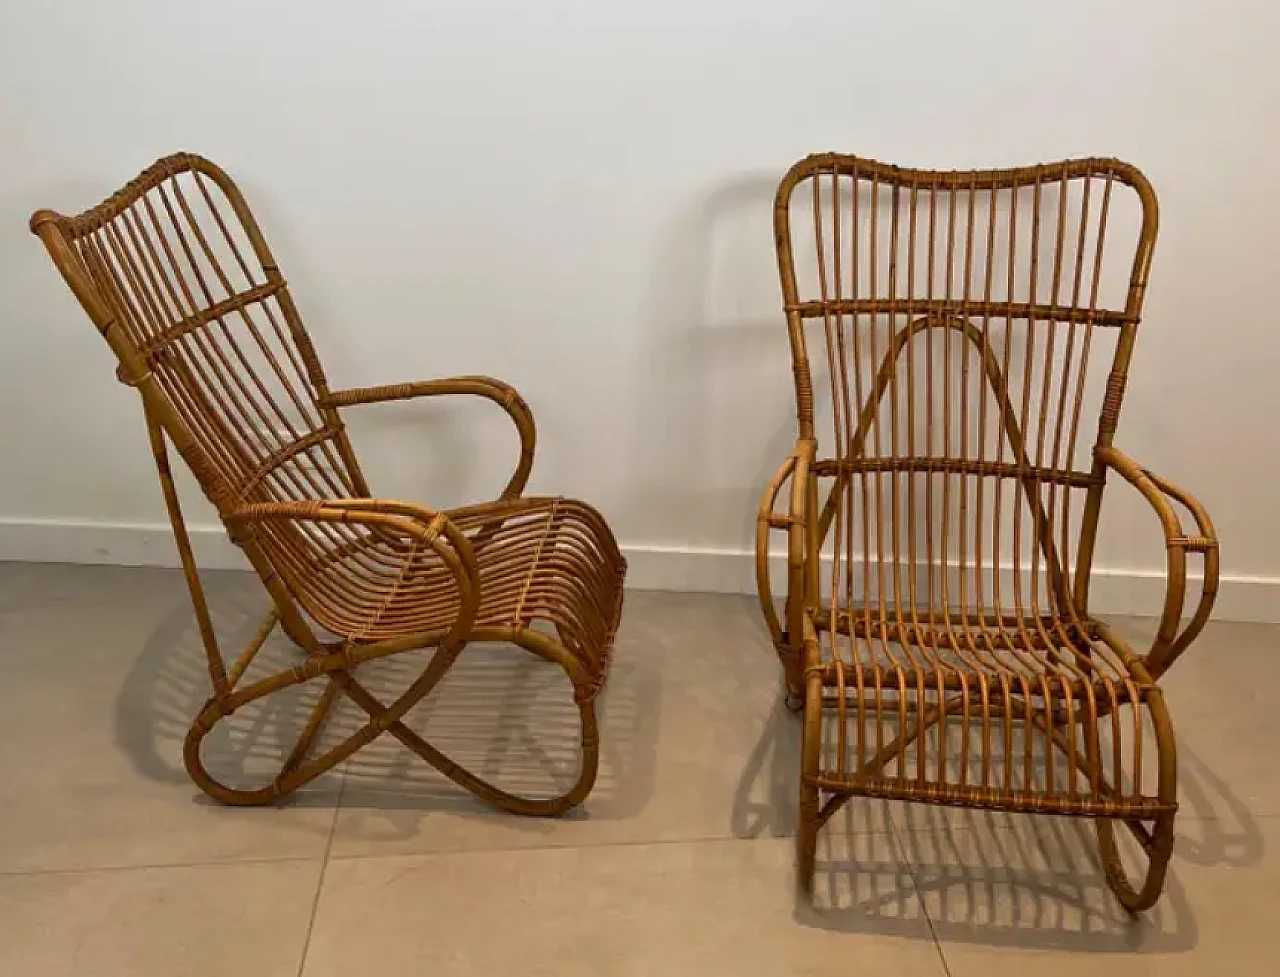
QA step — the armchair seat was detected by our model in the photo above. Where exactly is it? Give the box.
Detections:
[307,497,624,677]
[805,602,1167,818]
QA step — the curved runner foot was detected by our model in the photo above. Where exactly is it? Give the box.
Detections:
[784,682,805,713]
[1096,813,1175,912]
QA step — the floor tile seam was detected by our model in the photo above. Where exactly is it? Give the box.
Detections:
[322,827,900,866]
[0,853,323,879]
[295,764,346,977]
[884,816,957,977]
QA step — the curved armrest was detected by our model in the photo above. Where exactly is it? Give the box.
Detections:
[321,377,536,501]
[756,439,816,652]
[227,498,481,651]
[1097,446,1220,676]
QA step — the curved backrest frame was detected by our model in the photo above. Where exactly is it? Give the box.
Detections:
[32,153,378,656]
[773,154,1159,618]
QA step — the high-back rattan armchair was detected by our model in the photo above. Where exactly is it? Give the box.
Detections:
[758,154,1218,910]
[31,153,626,814]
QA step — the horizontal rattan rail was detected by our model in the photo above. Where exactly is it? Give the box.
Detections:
[786,298,1135,326]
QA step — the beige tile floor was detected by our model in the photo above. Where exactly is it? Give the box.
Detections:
[0,561,1277,975]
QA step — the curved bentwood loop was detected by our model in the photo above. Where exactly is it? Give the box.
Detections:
[32,154,626,817]
[758,154,1218,910]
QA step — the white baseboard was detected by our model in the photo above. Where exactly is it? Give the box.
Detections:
[0,518,1274,624]
[0,517,249,571]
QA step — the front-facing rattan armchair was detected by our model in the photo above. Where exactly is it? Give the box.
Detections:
[758,154,1218,910]
[32,153,626,814]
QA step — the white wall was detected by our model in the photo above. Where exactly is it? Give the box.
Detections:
[1,1,1276,618]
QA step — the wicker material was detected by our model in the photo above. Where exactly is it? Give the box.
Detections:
[31,153,626,814]
[759,154,1218,910]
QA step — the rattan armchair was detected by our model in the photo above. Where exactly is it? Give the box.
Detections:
[757,154,1218,910]
[31,153,626,814]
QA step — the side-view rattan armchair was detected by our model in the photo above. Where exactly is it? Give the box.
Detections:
[31,153,626,814]
[757,154,1218,911]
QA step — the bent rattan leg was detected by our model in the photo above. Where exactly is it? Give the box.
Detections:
[1097,813,1175,913]
[975,683,1178,912]
[1097,683,1178,912]
[797,677,1179,911]
[1018,674,1179,913]
[797,667,824,889]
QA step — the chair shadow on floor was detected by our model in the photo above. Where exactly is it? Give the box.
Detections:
[733,673,1263,953]
[114,570,660,838]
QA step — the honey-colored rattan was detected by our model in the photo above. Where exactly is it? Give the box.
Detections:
[758,154,1218,910]
[32,153,626,814]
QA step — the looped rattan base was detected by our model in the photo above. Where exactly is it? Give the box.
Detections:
[183,630,606,816]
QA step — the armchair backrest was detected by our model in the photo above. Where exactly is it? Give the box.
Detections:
[31,155,380,638]
[31,153,367,516]
[773,155,1158,619]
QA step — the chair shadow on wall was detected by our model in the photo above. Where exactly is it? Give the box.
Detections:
[632,170,971,585]
[113,569,660,840]
[628,172,799,558]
